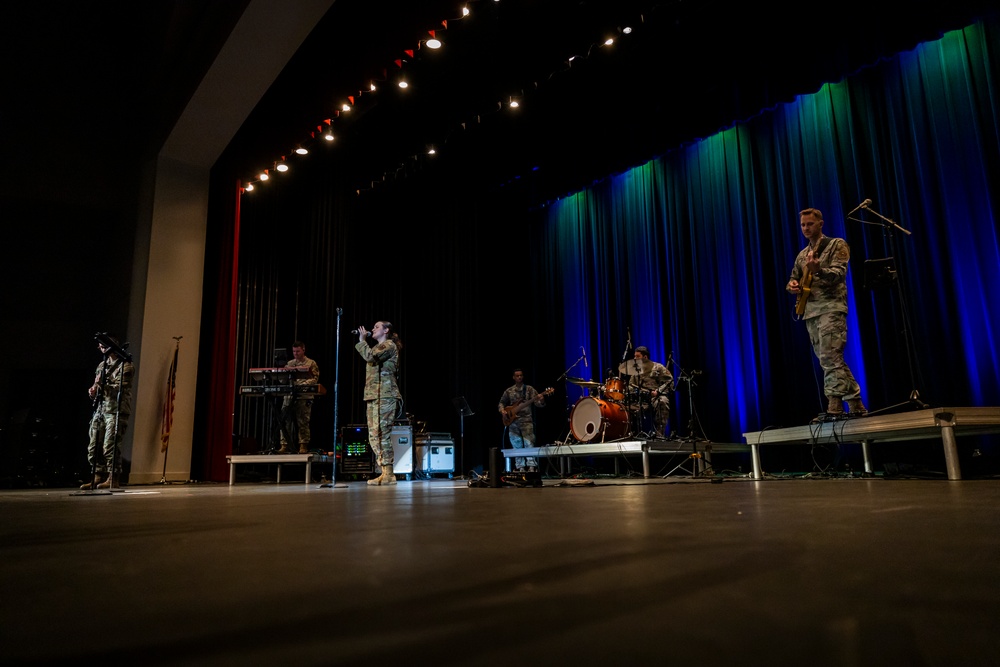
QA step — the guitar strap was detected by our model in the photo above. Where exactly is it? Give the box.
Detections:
[811,237,832,266]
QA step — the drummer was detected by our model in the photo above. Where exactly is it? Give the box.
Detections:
[617,346,673,439]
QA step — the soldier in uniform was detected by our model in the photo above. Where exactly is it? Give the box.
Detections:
[498,369,547,472]
[278,340,320,453]
[786,207,867,417]
[355,321,402,486]
[619,346,672,439]
[82,335,134,489]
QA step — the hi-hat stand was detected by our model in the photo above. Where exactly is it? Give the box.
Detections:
[851,200,928,414]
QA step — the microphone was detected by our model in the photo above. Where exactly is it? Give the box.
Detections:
[847,198,872,216]
[350,329,372,337]
[581,346,588,368]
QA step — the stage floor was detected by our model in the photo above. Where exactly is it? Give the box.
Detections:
[3,475,999,665]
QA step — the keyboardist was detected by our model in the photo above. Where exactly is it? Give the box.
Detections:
[278,341,320,454]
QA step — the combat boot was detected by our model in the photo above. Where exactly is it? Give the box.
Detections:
[826,396,844,415]
[298,443,310,454]
[97,474,120,489]
[368,464,396,486]
[846,398,868,415]
[379,465,397,485]
[81,473,102,489]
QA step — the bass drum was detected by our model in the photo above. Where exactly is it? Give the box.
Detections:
[570,397,630,442]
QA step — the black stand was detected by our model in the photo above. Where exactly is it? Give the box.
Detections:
[452,396,474,479]
[851,204,928,414]
[322,308,344,488]
[664,354,711,477]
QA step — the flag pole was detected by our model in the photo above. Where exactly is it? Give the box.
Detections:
[160,336,182,484]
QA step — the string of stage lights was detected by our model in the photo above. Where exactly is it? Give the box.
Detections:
[239,0,647,196]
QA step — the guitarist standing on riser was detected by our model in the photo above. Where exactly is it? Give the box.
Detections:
[498,369,549,472]
[786,207,867,418]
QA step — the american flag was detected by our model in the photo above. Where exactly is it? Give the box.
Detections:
[161,341,179,452]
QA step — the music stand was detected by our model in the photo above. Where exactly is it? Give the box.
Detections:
[452,396,474,479]
[864,257,897,291]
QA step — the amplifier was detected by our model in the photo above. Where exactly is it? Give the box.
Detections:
[339,425,373,474]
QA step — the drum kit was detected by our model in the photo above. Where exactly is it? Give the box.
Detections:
[566,360,657,443]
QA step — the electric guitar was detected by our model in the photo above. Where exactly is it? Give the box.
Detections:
[501,387,554,426]
[794,269,814,319]
[795,238,830,319]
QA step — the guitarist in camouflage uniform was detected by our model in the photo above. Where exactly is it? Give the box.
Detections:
[786,207,867,418]
[355,321,402,486]
[81,335,134,489]
[498,369,548,472]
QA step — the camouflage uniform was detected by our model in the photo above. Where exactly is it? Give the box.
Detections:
[789,236,862,402]
[279,355,319,452]
[356,339,401,467]
[87,355,134,474]
[499,384,545,469]
[624,359,673,438]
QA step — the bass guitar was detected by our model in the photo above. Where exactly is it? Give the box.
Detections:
[501,387,554,426]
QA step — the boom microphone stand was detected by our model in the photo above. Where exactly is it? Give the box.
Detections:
[850,201,928,413]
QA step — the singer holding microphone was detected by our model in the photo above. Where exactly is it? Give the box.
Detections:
[786,206,867,418]
[355,321,403,486]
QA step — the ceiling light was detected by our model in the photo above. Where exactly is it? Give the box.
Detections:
[295,147,308,155]
[398,80,408,89]
[276,162,288,172]
[259,171,269,181]
[426,38,441,49]
[324,129,335,141]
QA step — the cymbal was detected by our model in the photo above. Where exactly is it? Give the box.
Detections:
[567,377,602,388]
[618,360,647,375]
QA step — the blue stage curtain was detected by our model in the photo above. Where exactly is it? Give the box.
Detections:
[540,18,1000,442]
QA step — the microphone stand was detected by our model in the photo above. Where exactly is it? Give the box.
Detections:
[849,205,928,413]
[663,354,711,478]
[322,308,343,488]
[80,350,113,494]
[106,358,127,492]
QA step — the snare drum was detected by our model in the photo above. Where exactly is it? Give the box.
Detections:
[602,377,625,402]
[570,397,630,442]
